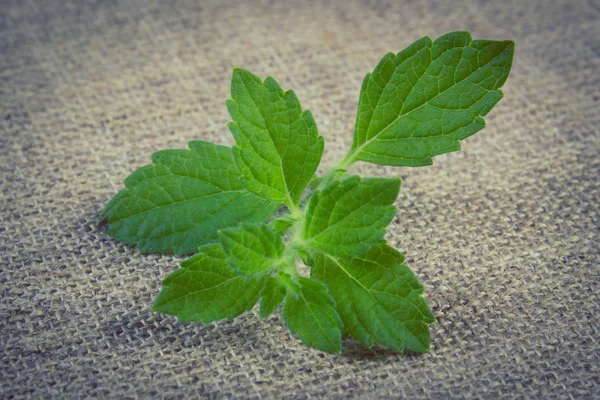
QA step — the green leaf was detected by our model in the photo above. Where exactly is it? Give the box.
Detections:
[345,31,514,167]
[282,277,342,353]
[301,176,400,257]
[309,244,436,353]
[99,141,279,255]
[153,243,269,322]
[226,68,325,210]
[259,276,286,318]
[268,214,300,235]
[219,223,284,275]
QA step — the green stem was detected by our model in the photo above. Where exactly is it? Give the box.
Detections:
[287,202,303,219]
[315,162,350,191]
[335,151,356,171]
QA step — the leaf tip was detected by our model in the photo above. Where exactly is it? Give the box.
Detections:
[97,217,110,232]
[264,76,284,93]
[283,88,297,102]
[232,67,261,83]
[151,293,168,313]
[216,228,233,245]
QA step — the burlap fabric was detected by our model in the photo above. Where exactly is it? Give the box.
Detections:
[1,0,599,398]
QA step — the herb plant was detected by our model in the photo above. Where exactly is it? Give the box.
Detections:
[99,32,514,353]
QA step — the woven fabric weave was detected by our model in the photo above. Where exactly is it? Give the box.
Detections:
[1,0,599,398]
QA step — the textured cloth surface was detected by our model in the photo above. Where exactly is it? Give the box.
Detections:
[1,0,599,398]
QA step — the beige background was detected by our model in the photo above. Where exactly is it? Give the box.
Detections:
[1,0,599,398]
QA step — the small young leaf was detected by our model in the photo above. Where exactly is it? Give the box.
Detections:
[153,243,269,322]
[345,31,514,167]
[301,176,400,257]
[268,215,298,235]
[99,141,279,255]
[226,68,325,210]
[219,223,284,275]
[309,244,435,353]
[282,277,342,354]
[259,276,286,318]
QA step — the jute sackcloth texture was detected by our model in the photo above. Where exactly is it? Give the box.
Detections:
[1,0,599,398]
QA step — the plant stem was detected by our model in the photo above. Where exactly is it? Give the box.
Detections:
[335,151,355,171]
[287,202,303,219]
